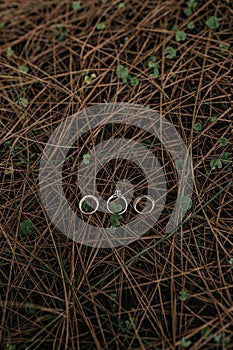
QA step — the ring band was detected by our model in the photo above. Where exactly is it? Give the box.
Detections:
[79,195,99,214]
[133,195,154,214]
[107,190,128,215]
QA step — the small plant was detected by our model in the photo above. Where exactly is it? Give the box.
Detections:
[206,16,220,29]
[17,97,29,108]
[7,47,14,57]
[118,2,126,9]
[148,56,160,77]
[20,220,34,235]
[84,73,97,84]
[175,30,187,42]
[130,77,139,86]
[110,212,122,227]
[219,43,229,52]
[214,332,231,344]
[19,65,29,73]
[178,289,191,302]
[210,158,222,170]
[165,46,177,59]
[228,258,233,267]
[208,115,218,123]
[81,201,91,212]
[116,65,139,86]
[117,65,129,83]
[193,122,202,132]
[178,196,193,211]
[180,337,192,348]
[184,0,197,16]
[81,69,90,76]
[25,303,37,315]
[96,22,105,30]
[83,153,91,164]
[109,202,122,213]
[72,1,81,11]
[187,21,195,30]
[119,318,138,333]
[172,24,178,32]
[56,25,66,41]
[183,7,192,16]
[220,152,232,166]
[218,137,228,146]
[200,326,213,339]
[106,226,116,234]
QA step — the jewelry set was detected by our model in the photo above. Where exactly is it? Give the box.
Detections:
[79,190,154,215]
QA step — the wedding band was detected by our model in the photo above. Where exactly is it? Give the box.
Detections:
[133,195,154,214]
[107,190,128,214]
[79,195,99,214]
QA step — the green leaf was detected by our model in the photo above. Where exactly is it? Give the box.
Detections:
[210,158,222,170]
[81,201,91,212]
[72,1,81,11]
[0,23,4,30]
[20,220,34,235]
[187,0,197,9]
[183,7,192,16]
[228,258,233,266]
[7,47,14,57]
[180,337,192,348]
[200,326,212,339]
[118,2,126,9]
[220,152,231,163]
[130,77,139,86]
[109,202,122,213]
[149,55,156,62]
[106,226,116,234]
[175,30,187,42]
[178,290,191,302]
[187,21,195,29]
[149,69,159,77]
[84,75,92,84]
[218,137,228,146]
[56,25,66,41]
[206,16,220,29]
[17,97,29,108]
[214,332,223,343]
[83,153,91,164]
[178,196,192,210]
[110,213,122,227]
[219,43,229,52]
[193,122,202,132]
[20,65,29,73]
[81,69,89,76]
[25,303,37,315]
[117,65,129,80]
[165,46,177,59]
[96,22,105,30]
[171,25,178,31]
[208,115,217,123]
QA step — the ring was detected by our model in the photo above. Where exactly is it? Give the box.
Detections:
[79,195,99,214]
[107,190,128,215]
[133,195,154,214]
